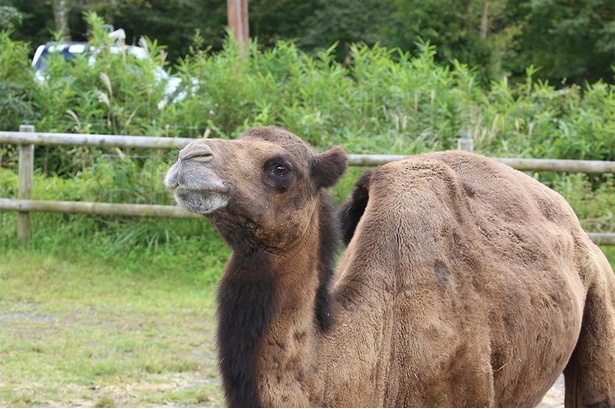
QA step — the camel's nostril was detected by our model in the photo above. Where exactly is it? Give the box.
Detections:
[190,153,213,163]
[179,144,214,162]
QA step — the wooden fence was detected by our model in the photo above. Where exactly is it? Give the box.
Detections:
[1,125,614,245]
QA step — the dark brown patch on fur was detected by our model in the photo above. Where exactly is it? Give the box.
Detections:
[216,250,277,408]
[339,170,373,245]
[463,183,476,198]
[315,191,339,331]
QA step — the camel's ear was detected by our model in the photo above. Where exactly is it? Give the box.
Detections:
[339,170,372,245]
[311,146,348,189]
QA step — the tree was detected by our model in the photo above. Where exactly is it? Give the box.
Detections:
[505,0,615,84]
[97,0,226,61]
[300,0,394,60]
[250,0,320,48]
[0,5,22,30]
[4,0,613,85]
[52,0,70,39]
[381,0,503,81]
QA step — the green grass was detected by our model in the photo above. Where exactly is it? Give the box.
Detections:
[0,251,224,407]
[0,212,611,408]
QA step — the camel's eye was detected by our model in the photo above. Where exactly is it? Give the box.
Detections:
[264,157,295,192]
[274,164,289,176]
[265,158,292,178]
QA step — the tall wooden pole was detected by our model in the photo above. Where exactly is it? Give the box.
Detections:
[52,0,70,40]
[480,1,490,39]
[227,0,249,55]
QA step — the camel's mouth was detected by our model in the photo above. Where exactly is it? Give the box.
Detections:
[165,157,231,215]
[173,188,230,215]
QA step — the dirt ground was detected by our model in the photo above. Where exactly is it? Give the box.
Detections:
[539,375,565,408]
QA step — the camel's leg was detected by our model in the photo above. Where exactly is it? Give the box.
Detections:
[564,258,615,407]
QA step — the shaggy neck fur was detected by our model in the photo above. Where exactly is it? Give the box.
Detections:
[215,191,337,407]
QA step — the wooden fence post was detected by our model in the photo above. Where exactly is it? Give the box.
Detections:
[457,138,474,152]
[18,125,34,243]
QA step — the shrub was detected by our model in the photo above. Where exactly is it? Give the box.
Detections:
[0,30,36,131]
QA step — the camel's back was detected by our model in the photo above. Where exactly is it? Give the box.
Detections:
[334,150,608,406]
[369,150,593,282]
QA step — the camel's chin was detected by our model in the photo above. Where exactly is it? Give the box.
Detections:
[174,190,230,215]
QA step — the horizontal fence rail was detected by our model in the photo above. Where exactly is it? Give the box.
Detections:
[0,198,201,219]
[1,127,614,245]
[0,130,193,150]
[590,233,615,246]
[346,154,615,173]
[2,131,615,173]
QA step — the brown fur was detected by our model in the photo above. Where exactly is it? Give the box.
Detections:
[165,126,615,407]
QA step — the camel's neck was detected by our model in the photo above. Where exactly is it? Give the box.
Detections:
[216,193,338,407]
[216,249,279,408]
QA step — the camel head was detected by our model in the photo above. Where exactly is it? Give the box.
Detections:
[165,126,348,251]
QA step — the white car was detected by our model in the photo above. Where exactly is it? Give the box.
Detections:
[31,29,185,103]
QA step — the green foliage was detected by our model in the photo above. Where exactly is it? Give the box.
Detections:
[8,0,615,86]
[554,173,615,234]
[506,0,615,84]
[299,0,393,61]
[0,30,36,130]
[167,36,614,162]
[0,5,22,30]
[1,0,53,44]
[21,12,176,175]
[2,18,614,162]
[476,71,615,161]
[33,12,170,136]
[0,159,228,286]
[382,0,497,81]
[0,21,613,281]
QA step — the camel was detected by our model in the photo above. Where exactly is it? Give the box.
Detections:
[164,126,615,407]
